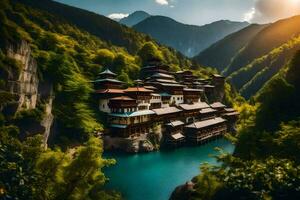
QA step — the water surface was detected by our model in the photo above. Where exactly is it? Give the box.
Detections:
[104,138,234,200]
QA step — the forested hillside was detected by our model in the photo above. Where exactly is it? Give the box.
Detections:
[134,16,248,57]
[195,15,300,99]
[0,0,202,199]
[194,24,268,71]
[172,50,300,200]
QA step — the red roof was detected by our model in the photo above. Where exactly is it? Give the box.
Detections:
[124,87,153,93]
[96,89,124,94]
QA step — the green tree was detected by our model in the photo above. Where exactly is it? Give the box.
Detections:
[137,42,163,65]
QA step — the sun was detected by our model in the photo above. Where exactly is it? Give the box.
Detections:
[289,0,300,5]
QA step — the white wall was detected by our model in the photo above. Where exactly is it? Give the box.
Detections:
[171,95,184,105]
[99,99,111,113]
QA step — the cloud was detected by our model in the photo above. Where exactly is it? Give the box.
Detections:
[107,13,129,21]
[247,0,300,23]
[243,7,255,22]
[155,0,169,5]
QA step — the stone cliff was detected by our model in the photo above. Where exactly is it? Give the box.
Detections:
[4,41,54,147]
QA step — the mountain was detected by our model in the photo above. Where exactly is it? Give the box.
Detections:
[120,11,151,27]
[225,15,300,76]
[133,16,249,57]
[195,15,300,99]
[194,24,268,71]
[12,0,152,53]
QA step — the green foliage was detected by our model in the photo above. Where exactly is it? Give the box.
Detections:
[0,126,43,199]
[229,35,300,98]
[94,49,115,67]
[192,164,223,200]
[215,156,300,200]
[34,137,118,200]
[195,24,267,71]
[0,126,120,200]
[137,42,163,65]
[192,50,300,200]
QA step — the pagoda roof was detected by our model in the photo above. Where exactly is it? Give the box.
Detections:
[99,68,117,76]
[210,102,226,109]
[124,87,153,93]
[185,117,226,129]
[159,83,185,87]
[166,120,184,127]
[200,108,217,114]
[109,96,135,101]
[152,107,182,116]
[144,85,157,90]
[96,89,124,94]
[171,133,185,140]
[109,110,155,117]
[159,92,172,97]
[183,88,204,92]
[224,108,236,112]
[153,79,178,84]
[152,73,174,79]
[222,112,239,116]
[93,78,123,84]
[179,102,210,111]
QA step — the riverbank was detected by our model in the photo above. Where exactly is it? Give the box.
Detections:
[104,138,234,200]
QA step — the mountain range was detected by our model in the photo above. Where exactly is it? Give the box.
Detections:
[132,15,249,57]
[195,15,300,98]
[120,11,151,27]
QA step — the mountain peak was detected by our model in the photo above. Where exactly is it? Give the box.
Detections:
[120,10,151,27]
[133,16,250,57]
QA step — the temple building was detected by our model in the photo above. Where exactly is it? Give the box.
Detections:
[185,117,227,144]
[124,87,153,110]
[164,120,185,147]
[94,64,238,150]
[94,69,124,113]
[108,96,155,138]
[179,102,210,123]
[175,70,197,88]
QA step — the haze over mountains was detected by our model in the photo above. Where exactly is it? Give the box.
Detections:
[120,11,151,27]
[195,15,300,98]
[120,11,249,57]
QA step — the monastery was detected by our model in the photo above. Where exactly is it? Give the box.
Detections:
[94,59,239,152]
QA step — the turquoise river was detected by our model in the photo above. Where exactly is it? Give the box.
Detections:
[104,138,234,200]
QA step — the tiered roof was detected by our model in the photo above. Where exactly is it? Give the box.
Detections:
[110,96,135,101]
[185,117,226,129]
[152,107,182,116]
[98,69,117,77]
[166,120,185,127]
[210,102,226,109]
[109,110,155,117]
[95,89,124,94]
[124,87,153,93]
[179,102,210,111]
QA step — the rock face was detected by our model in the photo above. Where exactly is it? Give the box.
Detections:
[5,41,54,147]
[40,96,54,148]
[103,134,156,153]
[7,41,39,111]
[170,181,196,200]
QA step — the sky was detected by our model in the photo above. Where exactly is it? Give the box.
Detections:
[55,0,300,25]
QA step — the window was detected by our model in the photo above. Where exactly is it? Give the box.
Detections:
[103,104,105,108]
